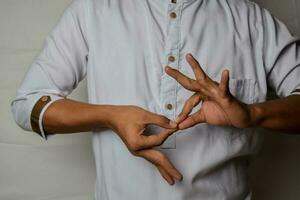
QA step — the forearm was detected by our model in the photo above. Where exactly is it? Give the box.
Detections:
[43,98,113,134]
[250,95,300,134]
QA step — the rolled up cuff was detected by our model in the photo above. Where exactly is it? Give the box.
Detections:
[290,89,300,95]
[30,95,64,140]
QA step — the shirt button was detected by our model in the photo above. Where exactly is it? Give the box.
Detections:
[165,103,173,110]
[169,12,177,19]
[41,96,49,102]
[168,56,176,62]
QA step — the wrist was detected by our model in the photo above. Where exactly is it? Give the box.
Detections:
[247,103,265,128]
[94,105,118,129]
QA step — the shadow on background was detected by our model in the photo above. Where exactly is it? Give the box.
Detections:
[250,0,300,199]
[250,133,300,200]
[250,90,300,200]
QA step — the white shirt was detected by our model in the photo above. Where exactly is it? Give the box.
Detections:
[11,0,300,199]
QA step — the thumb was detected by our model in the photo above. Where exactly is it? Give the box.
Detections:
[146,112,178,129]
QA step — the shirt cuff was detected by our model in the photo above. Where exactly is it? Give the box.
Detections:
[290,89,300,95]
[30,95,64,140]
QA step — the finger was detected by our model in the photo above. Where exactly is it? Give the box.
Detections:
[146,112,177,129]
[165,66,200,92]
[137,149,183,182]
[186,53,207,81]
[136,149,174,185]
[157,166,175,185]
[178,111,206,130]
[219,69,230,94]
[139,128,176,149]
[175,93,203,123]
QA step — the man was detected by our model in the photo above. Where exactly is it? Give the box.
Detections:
[11,0,300,199]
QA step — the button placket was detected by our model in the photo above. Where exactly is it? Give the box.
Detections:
[159,2,183,149]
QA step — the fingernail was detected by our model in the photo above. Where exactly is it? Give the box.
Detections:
[175,174,183,182]
[169,121,178,128]
[169,181,175,186]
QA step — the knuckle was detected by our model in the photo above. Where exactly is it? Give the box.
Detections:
[203,96,208,101]
[140,112,149,123]
[210,87,219,96]
[156,137,165,146]
[155,153,166,165]
[220,94,234,106]
[127,139,140,151]
[158,114,167,121]
[152,157,161,166]
[219,90,228,98]
[199,87,205,93]
[187,79,193,85]
[190,115,198,124]
[198,76,204,83]
[202,75,209,82]
[194,94,201,103]
[130,150,139,156]
[130,144,139,152]
[149,152,161,165]
[195,84,202,91]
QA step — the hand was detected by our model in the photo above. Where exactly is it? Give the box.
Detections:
[107,105,182,185]
[165,53,255,130]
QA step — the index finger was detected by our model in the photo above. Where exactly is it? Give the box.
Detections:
[165,66,200,92]
[186,53,209,81]
[145,112,177,129]
[139,128,176,149]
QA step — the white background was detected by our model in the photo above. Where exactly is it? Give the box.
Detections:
[0,0,299,199]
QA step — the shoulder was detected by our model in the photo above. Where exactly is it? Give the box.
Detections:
[64,0,91,16]
[224,0,265,22]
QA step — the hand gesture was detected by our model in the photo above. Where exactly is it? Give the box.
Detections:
[165,53,254,130]
[107,105,182,185]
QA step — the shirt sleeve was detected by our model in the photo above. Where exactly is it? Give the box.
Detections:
[10,0,89,140]
[261,8,300,97]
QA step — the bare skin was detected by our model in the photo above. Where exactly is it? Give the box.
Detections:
[165,53,300,133]
[42,53,300,186]
[43,101,182,185]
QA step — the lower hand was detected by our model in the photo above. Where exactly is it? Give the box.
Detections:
[165,53,255,130]
[107,105,182,185]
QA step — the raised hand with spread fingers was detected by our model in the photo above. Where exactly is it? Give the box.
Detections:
[165,53,255,130]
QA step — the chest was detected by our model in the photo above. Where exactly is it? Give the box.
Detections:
[86,0,264,105]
